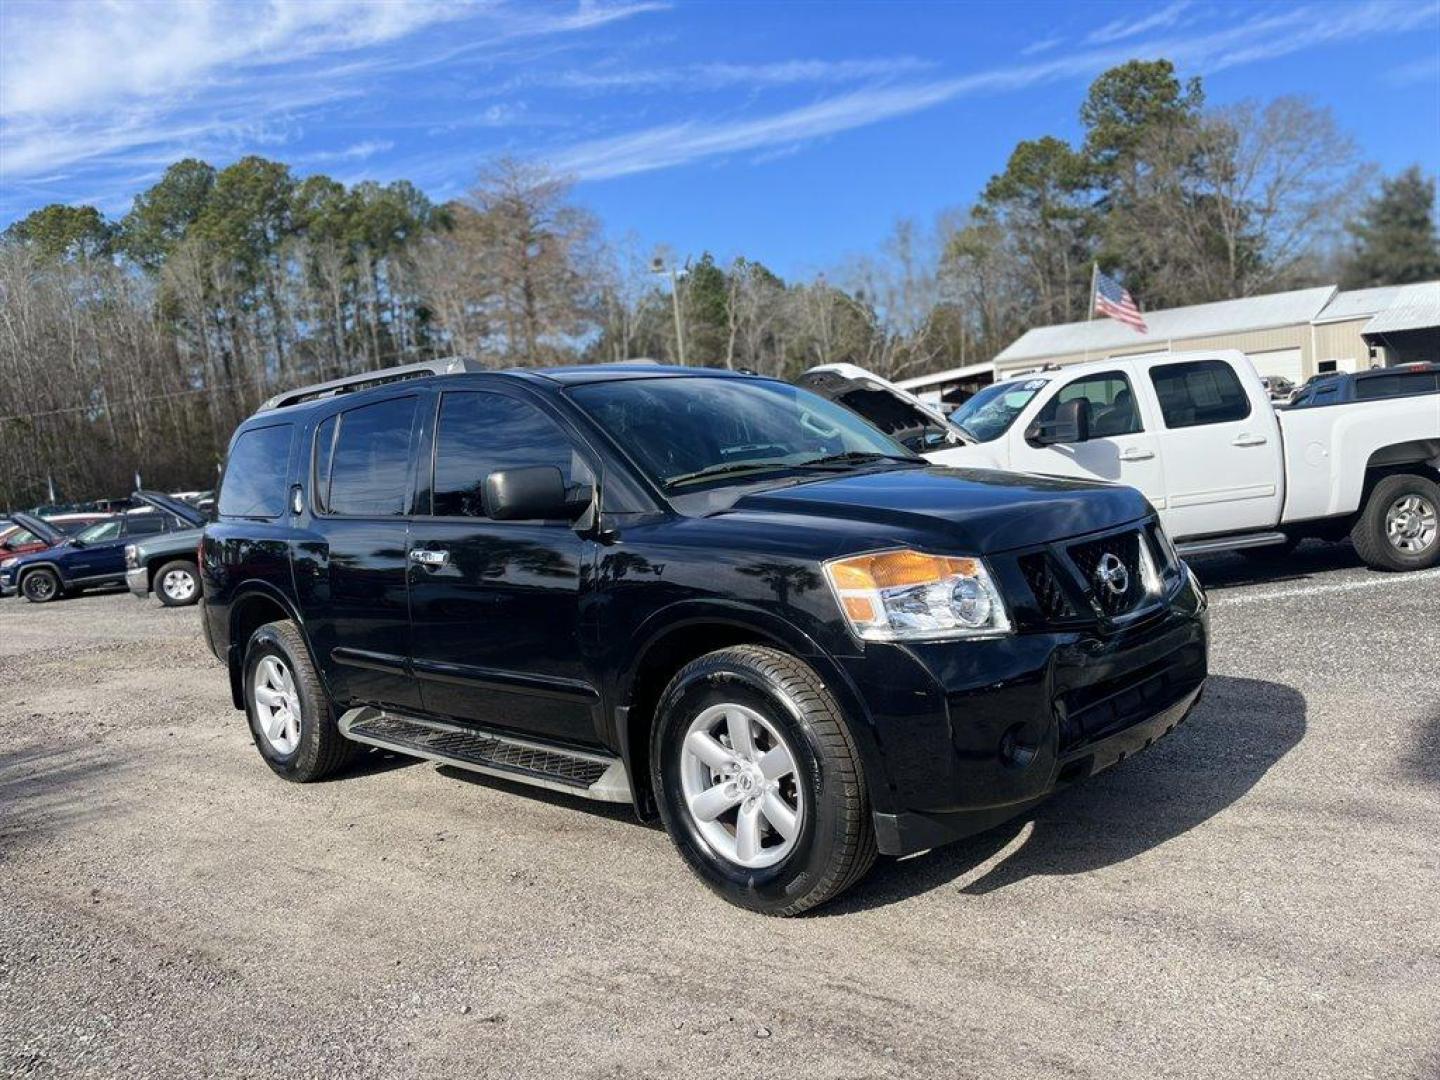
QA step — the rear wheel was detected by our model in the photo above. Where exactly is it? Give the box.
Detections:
[21,568,61,604]
[243,620,353,781]
[154,560,201,606]
[652,645,876,916]
[1351,474,1440,571]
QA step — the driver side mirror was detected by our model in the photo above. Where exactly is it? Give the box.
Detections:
[1025,398,1091,447]
[485,466,585,522]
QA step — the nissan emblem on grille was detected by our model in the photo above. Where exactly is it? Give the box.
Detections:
[1094,552,1130,597]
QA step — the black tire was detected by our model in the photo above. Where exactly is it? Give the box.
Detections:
[154,559,201,607]
[20,567,61,604]
[1351,473,1440,572]
[1238,535,1299,562]
[242,620,354,781]
[651,645,876,916]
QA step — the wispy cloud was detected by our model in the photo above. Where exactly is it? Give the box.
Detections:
[1020,36,1064,57]
[547,56,936,92]
[1383,54,1440,87]
[1086,0,1190,45]
[303,139,396,164]
[549,0,1440,181]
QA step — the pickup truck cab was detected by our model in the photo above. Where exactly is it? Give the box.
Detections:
[1286,362,1439,409]
[123,491,208,606]
[202,359,1208,914]
[802,353,1440,571]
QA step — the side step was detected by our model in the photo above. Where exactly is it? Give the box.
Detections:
[1175,530,1289,558]
[338,707,631,803]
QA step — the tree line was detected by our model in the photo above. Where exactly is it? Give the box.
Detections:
[2,60,1437,509]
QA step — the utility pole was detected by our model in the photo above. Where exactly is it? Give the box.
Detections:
[652,257,687,366]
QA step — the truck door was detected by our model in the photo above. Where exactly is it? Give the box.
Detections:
[1140,356,1285,539]
[1007,365,1168,509]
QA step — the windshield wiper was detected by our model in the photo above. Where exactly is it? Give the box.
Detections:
[796,450,922,468]
[666,461,799,487]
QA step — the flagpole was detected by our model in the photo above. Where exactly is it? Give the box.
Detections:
[1084,262,1099,363]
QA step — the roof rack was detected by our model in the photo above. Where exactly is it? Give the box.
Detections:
[258,358,486,412]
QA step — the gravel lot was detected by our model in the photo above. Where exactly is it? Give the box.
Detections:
[2,542,1437,1080]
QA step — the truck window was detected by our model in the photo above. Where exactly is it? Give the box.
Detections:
[1355,371,1438,400]
[431,391,590,518]
[1038,372,1140,437]
[324,397,418,517]
[219,423,294,519]
[125,515,165,536]
[1149,360,1251,428]
[948,380,1045,443]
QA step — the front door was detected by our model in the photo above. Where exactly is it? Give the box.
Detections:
[1008,367,1168,511]
[407,388,601,747]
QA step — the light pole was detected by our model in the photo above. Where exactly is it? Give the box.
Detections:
[651,257,687,366]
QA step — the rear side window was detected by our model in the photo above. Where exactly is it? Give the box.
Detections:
[431,391,589,518]
[1355,371,1438,400]
[1149,360,1251,428]
[126,516,165,536]
[322,397,419,516]
[219,423,294,518]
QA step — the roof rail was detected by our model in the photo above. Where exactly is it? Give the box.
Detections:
[257,358,486,412]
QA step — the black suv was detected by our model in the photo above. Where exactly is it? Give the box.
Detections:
[202,360,1208,914]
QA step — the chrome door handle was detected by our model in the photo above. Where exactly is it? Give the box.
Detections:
[1232,433,1267,447]
[409,549,449,567]
[1119,448,1155,462]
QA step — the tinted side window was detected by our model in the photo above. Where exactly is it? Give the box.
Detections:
[1355,371,1438,400]
[325,397,419,517]
[432,392,589,518]
[126,516,165,536]
[1149,360,1251,428]
[313,414,338,513]
[1039,371,1140,437]
[219,423,294,518]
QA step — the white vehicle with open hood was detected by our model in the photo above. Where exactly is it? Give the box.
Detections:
[799,354,1440,571]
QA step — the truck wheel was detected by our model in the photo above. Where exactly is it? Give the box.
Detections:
[21,568,61,603]
[242,620,353,782]
[1351,474,1440,571]
[651,645,876,916]
[154,560,201,606]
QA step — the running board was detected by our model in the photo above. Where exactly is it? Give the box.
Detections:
[338,707,631,803]
[1176,531,1289,557]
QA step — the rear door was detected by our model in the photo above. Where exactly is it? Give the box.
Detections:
[407,387,601,746]
[1140,356,1285,539]
[1006,365,1168,509]
[300,394,422,712]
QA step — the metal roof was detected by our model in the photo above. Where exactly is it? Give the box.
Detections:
[1313,285,1408,323]
[895,361,996,390]
[995,285,1337,364]
[1362,281,1440,336]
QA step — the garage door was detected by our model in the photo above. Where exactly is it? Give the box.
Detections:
[1247,348,1304,382]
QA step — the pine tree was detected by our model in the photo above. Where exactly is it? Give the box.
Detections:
[1342,166,1440,287]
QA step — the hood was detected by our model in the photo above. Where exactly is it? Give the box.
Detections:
[719,465,1151,554]
[7,511,63,546]
[798,365,969,453]
[133,490,206,527]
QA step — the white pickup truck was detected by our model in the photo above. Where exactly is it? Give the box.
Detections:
[799,352,1440,571]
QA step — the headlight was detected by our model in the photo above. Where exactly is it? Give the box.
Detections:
[823,549,1012,641]
[0,557,16,570]
[124,544,138,568]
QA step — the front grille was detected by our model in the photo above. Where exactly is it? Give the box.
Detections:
[1067,529,1146,618]
[1019,553,1074,620]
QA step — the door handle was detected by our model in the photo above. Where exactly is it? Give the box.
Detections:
[1232,433,1268,447]
[1119,448,1155,462]
[409,549,449,567]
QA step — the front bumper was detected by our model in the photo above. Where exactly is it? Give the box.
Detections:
[125,567,150,598]
[0,571,15,596]
[842,577,1209,857]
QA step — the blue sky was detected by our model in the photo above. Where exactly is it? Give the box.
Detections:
[1,0,1437,278]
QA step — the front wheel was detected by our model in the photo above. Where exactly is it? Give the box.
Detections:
[1351,474,1440,571]
[154,560,201,606]
[21,568,61,603]
[652,645,876,916]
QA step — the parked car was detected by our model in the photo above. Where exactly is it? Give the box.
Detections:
[800,353,1440,571]
[202,359,1208,915]
[2,497,201,603]
[124,492,208,606]
[1258,374,1296,402]
[1,513,109,560]
[1284,362,1438,409]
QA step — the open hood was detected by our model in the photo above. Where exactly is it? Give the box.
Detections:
[133,490,207,528]
[7,511,65,546]
[798,364,969,454]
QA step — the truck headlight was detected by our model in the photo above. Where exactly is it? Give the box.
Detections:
[124,544,138,568]
[824,549,1012,641]
[0,557,16,570]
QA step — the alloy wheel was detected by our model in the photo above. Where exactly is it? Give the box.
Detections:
[161,569,197,601]
[1386,493,1438,554]
[253,655,302,755]
[678,702,804,870]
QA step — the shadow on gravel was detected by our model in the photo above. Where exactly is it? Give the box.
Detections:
[434,764,643,825]
[1402,707,1440,791]
[1188,540,1363,592]
[819,674,1307,915]
[0,744,132,856]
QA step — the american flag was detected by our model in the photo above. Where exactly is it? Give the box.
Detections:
[1093,267,1148,333]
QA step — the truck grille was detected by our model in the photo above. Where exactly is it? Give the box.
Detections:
[1015,525,1168,627]
[1019,553,1074,620]
[1067,530,1147,618]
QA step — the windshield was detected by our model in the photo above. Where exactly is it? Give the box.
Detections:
[75,520,122,543]
[948,379,1047,442]
[570,376,917,489]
